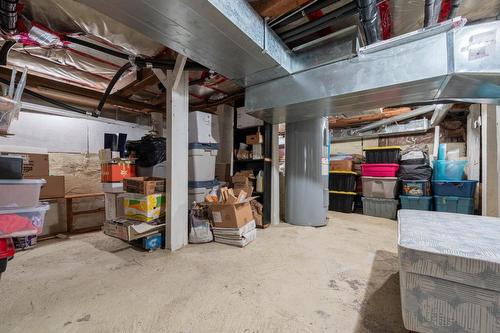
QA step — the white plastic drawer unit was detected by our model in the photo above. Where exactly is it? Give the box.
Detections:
[188,111,219,144]
[188,143,219,182]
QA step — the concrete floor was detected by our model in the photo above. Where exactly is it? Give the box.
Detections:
[0,212,406,333]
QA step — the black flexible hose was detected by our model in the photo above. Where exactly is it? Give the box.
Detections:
[0,76,89,115]
[94,61,133,117]
[0,40,15,66]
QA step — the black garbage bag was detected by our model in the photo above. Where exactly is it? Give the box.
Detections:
[127,135,166,168]
[397,164,433,180]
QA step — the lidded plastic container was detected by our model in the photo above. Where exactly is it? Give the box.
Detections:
[0,179,46,209]
[0,203,50,237]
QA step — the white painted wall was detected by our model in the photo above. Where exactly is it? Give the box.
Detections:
[0,111,150,153]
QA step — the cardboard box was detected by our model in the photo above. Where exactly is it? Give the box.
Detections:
[123,192,165,222]
[123,177,165,195]
[101,163,136,182]
[1,152,49,177]
[102,219,165,241]
[234,185,253,197]
[26,176,65,199]
[246,133,263,145]
[232,175,251,186]
[210,198,255,228]
[330,160,353,171]
[215,163,231,182]
[252,143,263,159]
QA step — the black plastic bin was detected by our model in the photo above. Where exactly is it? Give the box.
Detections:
[364,146,401,164]
[0,156,23,179]
[329,171,357,192]
[329,191,356,213]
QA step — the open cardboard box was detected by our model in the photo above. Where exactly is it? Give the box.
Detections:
[209,196,258,229]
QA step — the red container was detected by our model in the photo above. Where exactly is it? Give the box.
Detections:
[101,163,136,183]
[361,163,399,177]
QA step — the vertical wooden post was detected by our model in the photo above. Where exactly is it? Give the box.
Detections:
[481,104,499,217]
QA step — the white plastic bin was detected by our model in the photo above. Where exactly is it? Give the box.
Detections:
[0,179,46,209]
[0,203,50,237]
[189,111,219,144]
[188,143,219,182]
[188,180,219,204]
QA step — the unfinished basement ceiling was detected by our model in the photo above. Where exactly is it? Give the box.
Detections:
[0,0,498,119]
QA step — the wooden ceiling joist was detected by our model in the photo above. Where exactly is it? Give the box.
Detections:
[113,69,159,98]
[251,0,311,20]
[0,67,158,113]
[329,107,412,128]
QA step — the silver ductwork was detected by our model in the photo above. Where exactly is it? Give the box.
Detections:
[246,19,500,124]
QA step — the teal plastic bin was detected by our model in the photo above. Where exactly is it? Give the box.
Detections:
[400,196,433,211]
[433,160,467,180]
[434,195,474,215]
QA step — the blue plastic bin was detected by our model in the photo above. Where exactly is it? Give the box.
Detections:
[400,196,433,211]
[432,180,477,198]
[433,160,467,180]
[434,196,474,215]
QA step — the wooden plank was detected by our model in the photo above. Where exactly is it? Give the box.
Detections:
[114,69,159,98]
[481,104,499,217]
[73,208,105,216]
[251,0,310,20]
[330,107,412,128]
[65,192,104,199]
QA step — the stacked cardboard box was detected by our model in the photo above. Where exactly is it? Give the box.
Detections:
[232,170,254,197]
[103,177,166,242]
[206,187,256,247]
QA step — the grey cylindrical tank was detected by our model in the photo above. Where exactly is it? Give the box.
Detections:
[285,117,329,226]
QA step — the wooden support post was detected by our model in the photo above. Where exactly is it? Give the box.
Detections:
[481,104,499,217]
[154,56,189,251]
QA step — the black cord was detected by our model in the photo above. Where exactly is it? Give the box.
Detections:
[0,40,15,66]
[94,61,133,117]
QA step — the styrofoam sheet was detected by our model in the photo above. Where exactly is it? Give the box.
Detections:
[398,209,500,332]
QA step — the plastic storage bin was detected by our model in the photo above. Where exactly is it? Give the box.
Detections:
[433,160,467,180]
[0,179,46,209]
[362,176,399,199]
[364,146,401,164]
[328,191,356,213]
[400,196,433,211]
[0,203,50,237]
[188,111,219,144]
[188,143,219,182]
[401,180,431,196]
[361,164,400,177]
[329,171,357,192]
[362,197,399,219]
[434,196,474,215]
[431,180,477,198]
[188,180,219,204]
[0,156,23,179]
